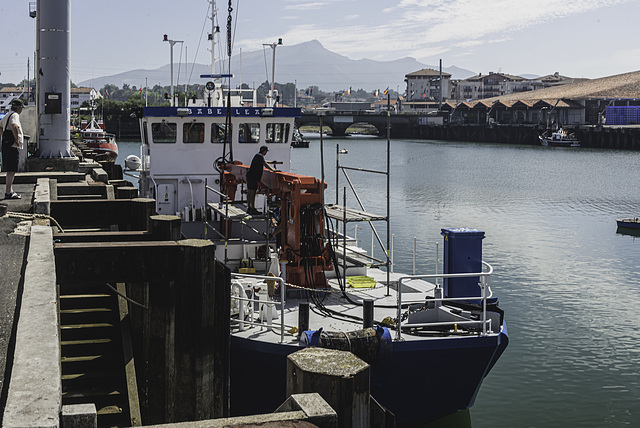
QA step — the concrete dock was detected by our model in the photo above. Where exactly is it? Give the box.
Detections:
[0,175,341,427]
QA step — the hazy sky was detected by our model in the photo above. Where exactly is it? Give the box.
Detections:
[1,0,638,87]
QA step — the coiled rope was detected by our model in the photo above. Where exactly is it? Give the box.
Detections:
[6,211,65,233]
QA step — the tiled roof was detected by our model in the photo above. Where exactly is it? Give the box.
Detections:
[481,70,640,102]
[405,68,451,78]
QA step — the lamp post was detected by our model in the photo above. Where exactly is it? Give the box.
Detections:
[263,38,282,107]
[163,34,183,107]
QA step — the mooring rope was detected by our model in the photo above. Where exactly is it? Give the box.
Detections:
[6,211,65,233]
[105,283,148,309]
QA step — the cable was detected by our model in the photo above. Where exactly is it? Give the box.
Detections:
[7,211,65,233]
[187,0,212,86]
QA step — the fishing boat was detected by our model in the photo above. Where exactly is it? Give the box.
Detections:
[126,2,507,425]
[539,128,580,147]
[132,102,508,426]
[616,218,640,229]
[130,82,509,427]
[80,107,118,160]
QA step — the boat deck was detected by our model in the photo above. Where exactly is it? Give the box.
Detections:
[230,267,451,345]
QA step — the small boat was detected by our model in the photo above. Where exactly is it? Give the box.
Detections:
[539,128,580,147]
[80,109,118,160]
[616,218,640,229]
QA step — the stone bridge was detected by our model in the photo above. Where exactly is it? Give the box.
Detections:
[296,110,414,137]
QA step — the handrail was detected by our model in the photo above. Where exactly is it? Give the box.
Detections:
[395,262,493,341]
[231,273,287,343]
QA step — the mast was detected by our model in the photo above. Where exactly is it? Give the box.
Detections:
[209,0,217,76]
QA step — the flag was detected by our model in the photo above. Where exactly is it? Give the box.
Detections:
[373,89,379,97]
[309,87,313,96]
[383,87,389,96]
[105,89,109,98]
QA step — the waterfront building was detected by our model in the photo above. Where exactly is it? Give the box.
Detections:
[404,68,451,111]
[0,86,32,111]
[445,70,640,126]
[453,72,530,100]
[70,87,101,108]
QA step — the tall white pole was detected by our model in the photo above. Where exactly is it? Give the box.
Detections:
[37,0,72,158]
[170,41,174,107]
[210,0,216,76]
[164,35,183,108]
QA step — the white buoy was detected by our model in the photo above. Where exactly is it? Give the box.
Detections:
[124,155,142,171]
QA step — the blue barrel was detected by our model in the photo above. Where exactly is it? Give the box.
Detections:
[441,228,484,303]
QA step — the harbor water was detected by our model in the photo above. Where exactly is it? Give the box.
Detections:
[117,137,640,427]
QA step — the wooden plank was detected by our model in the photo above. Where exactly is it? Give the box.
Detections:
[116,283,142,426]
[324,204,386,222]
[208,202,251,219]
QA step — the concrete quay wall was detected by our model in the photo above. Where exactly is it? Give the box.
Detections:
[2,225,61,428]
[410,124,640,149]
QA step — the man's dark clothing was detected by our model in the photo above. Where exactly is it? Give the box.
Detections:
[247,152,265,190]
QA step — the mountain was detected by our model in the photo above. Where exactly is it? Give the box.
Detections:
[78,40,476,92]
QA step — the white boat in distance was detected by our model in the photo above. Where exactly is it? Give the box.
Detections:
[539,128,581,147]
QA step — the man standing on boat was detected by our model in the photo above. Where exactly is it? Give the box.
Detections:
[246,145,276,215]
[1,99,24,200]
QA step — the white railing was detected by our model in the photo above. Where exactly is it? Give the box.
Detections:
[395,262,494,341]
[231,273,287,343]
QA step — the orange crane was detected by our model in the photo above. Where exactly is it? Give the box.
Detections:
[223,162,333,288]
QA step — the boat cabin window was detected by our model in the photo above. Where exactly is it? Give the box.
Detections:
[183,122,204,144]
[238,123,260,143]
[151,122,177,143]
[211,123,231,144]
[266,123,290,143]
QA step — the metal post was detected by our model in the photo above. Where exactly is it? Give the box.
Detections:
[413,237,416,275]
[363,299,374,329]
[386,93,391,295]
[336,144,339,205]
[169,40,174,106]
[299,302,309,337]
[343,187,347,283]
[391,234,394,273]
[164,35,183,107]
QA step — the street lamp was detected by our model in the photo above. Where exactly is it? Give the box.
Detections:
[263,38,282,107]
[163,34,183,107]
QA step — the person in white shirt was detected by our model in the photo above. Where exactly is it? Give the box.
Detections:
[1,99,24,199]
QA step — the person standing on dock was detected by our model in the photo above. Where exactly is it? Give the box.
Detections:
[1,99,24,199]
[246,145,276,215]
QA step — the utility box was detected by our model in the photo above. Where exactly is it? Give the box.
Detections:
[441,228,484,303]
[44,92,62,114]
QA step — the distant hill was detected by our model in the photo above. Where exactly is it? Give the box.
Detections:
[79,40,476,92]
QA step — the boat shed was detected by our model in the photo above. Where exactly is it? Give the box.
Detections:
[443,70,640,126]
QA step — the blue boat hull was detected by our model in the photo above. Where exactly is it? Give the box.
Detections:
[230,320,508,425]
[617,219,640,230]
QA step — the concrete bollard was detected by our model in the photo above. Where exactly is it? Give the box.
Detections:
[116,186,139,199]
[150,214,182,241]
[62,403,97,428]
[34,177,51,215]
[287,347,370,428]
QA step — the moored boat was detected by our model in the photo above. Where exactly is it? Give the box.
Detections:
[124,2,508,424]
[616,217,640,229]
[80,111,118,160]
[539,128,580,147]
